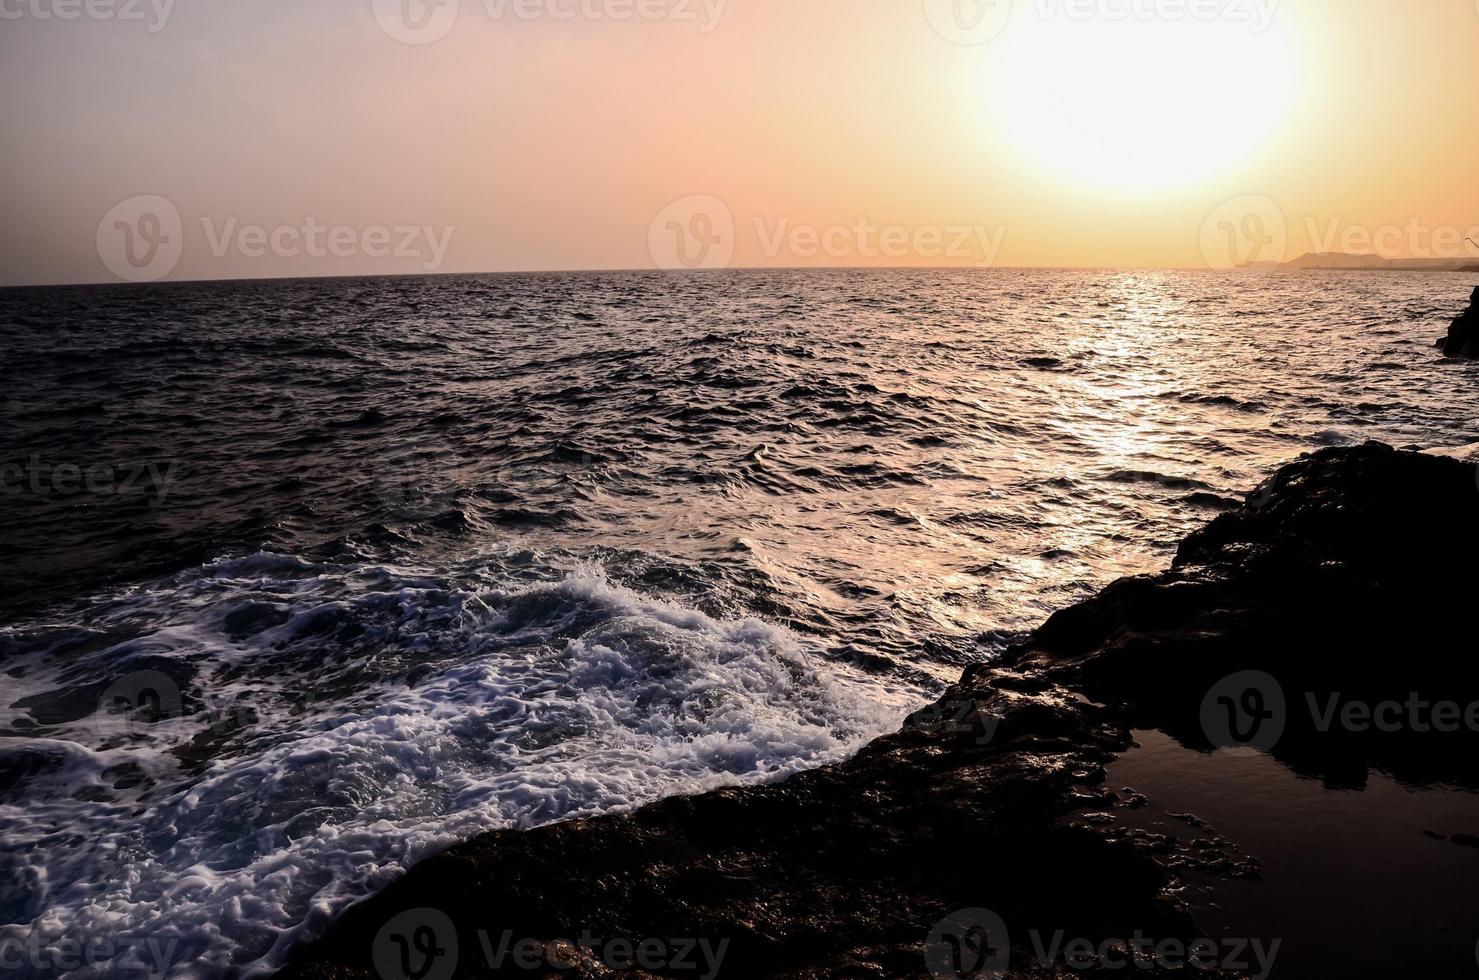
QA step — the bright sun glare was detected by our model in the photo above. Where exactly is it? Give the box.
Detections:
[992,12,1300,191]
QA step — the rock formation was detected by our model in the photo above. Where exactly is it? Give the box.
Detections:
[278,444,1479,980]
[1439,286,1479,358]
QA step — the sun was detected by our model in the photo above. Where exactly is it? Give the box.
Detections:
[989,10,1300,192]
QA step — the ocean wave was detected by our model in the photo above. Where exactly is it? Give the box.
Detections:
[0,552,920,979]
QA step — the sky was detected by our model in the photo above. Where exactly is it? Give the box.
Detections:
[2,0,1477,285]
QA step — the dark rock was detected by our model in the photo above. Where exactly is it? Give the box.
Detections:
[277,443,1479,980]
[1020,442,1479,789]
[1437,285,1479,358]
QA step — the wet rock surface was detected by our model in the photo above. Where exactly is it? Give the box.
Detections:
[1438,285,1479,358]
[278,443,1479,980]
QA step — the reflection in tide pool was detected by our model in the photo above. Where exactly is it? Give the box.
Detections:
[1107,730,1479,980]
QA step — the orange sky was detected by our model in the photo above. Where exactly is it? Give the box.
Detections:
[2,0,1477,284]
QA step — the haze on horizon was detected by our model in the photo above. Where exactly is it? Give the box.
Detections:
[2,0,1477,286]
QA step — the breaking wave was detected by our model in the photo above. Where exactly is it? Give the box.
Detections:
[0,551,921,978]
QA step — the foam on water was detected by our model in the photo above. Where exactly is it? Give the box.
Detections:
[0,550,923,978]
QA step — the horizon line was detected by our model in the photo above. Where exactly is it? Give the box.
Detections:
[10,263,1475,291]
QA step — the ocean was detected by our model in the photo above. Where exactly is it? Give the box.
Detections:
[1,268,1475,978]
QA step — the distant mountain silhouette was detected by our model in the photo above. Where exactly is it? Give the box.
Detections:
[1282,251,1477,271]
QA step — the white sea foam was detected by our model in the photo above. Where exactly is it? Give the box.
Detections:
[0,552,924,979]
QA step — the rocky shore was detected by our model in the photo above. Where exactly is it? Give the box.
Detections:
[279,443,1479,980]
[1439,285,1479,358]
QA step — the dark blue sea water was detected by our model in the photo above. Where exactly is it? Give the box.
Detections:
[1,269,1476,977]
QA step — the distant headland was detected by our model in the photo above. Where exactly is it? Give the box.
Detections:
[1280,251,1479,272]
